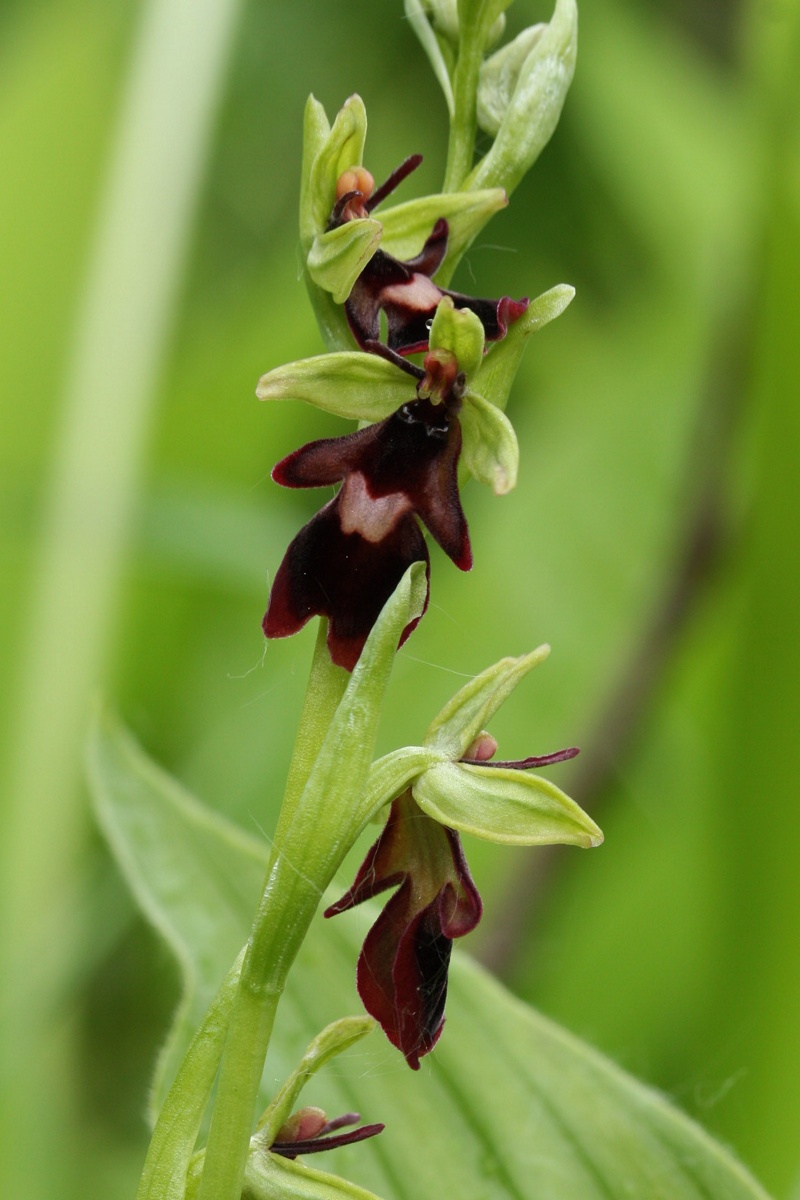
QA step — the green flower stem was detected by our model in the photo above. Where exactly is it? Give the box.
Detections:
[195,565,425,1200]
[443,36,483,192]
[195,624,347,1200]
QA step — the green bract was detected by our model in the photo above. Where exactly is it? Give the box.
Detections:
[185,1018,385,1200]
[357,645,602,850]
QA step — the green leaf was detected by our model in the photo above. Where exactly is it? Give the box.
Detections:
[424,645,551,759]
[307,220,383,304]
[91,728,773,1200]
[413,760,603,846]
[256,352,412,423]
[87,707,268,1121]
[473,283,575,411]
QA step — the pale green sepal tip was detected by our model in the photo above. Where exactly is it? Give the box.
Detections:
[414,760,603,847]
[309,94,368,237]
[429,297,485,377]
[404,0,455,115]
[460,388,518,494]
[307,219,383,303]
[256,352,412,423]
[254,1017,376,1145]
[300,96,332,247]
[244,1151,386,1200]
[378,188,507,267]
[424,645,551,760]
[474,283,575,412]
[465,0,578,196]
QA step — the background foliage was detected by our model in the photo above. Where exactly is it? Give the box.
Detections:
[1,0,798,1197]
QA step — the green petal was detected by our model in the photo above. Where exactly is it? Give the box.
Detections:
[307,94,368,241]
[466,0,578,196]
[424,646,551,759]
[460,386,519,494]
[429,297,485,377]
[307,219,383,304]
[256,352,412,423]
[473,283,575,412]
[413,760,603,847]
[378,187,507,270]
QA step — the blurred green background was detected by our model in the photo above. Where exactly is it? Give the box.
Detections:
[1,0,799,1197]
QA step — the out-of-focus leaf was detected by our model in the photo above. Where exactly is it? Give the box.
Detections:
[87,709,268,1122]
[90,726,773,1200]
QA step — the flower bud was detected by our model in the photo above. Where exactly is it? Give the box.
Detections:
[467,0,578,196]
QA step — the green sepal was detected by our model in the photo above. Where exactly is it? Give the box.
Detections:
[429,297,485,377]
[256,352,412,423]
[305,95,367,246]
[379,188,507,270]
[359,746,445,826]
[307,219,383,304]
[252,1018,375,1145]
[477,23,546,136]
[243,1151,385,1200]
[465,0,578,196]
[414,760,603,847]
[425,646,551,759]
[404,0,455,115]
[300,96,332,249]
[473,283,575,412]
[460,386,518,494]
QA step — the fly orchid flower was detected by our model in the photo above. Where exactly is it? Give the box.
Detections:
[326,646,603,1068]
[259,286,577,669]
[327,153,529,356]
[300,93,523,352]
[325,788,481,1070]
[264,346,469,671]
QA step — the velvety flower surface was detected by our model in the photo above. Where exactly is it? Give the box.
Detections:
[330,157,529,355]
[263,355,470,671]
[324,789,482,1070]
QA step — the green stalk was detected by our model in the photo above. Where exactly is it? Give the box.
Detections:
[443,34,483,192]
[195,562,424,1199]
[195,623,347,1200]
